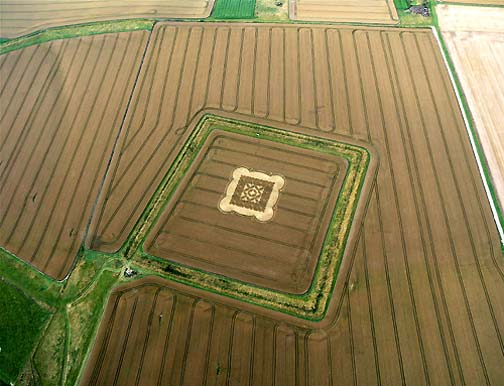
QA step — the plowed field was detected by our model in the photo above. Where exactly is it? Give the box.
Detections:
[80,23,504,386]
[0,31,148,279]
[0,0,215,39]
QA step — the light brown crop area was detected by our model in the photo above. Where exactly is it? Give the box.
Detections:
[75,23,504,385]
[0,0,215,39]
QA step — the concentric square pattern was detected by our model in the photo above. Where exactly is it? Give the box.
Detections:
[141,115,373,319]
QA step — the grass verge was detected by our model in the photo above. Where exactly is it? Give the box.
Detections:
[0,280,51,384]
[0,19,154,55]
[64,269,120,386]
[0,248,62,308]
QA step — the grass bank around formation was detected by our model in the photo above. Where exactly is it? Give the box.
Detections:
[118,113,372,321]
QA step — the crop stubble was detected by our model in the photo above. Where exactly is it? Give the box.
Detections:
[0,0,215,39]
[0,31,149,279]
[438,4,504,212]
[81,23,504,385]
[289,0,399,24]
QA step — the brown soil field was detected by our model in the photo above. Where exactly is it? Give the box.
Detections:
[438,4,504,218]
[0,31,148,279]
[83,23,504,385]
[144,129,348,294]
[289,0,399,24]
[0,0,215,39]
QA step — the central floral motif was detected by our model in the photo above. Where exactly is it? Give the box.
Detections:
[219,167,285,221]
[230,176,274,211]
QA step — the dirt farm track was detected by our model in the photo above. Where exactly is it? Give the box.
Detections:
[1,22,504,385]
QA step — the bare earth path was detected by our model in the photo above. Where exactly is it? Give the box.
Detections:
[438,4,504,214]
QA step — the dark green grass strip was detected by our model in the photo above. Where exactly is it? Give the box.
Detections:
[394,0,411,11]
[211,0,256,19]
[0,280,51,383]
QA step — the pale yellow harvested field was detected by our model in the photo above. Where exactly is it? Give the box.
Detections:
[438,5,504,209]
[0,0,215,38]
[437,4,504,33]
[290,0,398,24]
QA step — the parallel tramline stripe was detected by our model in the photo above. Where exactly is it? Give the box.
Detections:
[369,31,431,385]
[179,199,309,232]
[417,33,504,356]
[0,45,51,154]
[63,32,142,270]
[1,38,86,232]
[0,41,66,174]
[401,31,491,386]
[44,35,123,268]
[386,31,464,385]
[0,44,40,126]
[110,28,182,190]
[102,29,189,227]
[89,27,162,242]
[382,30,460,385]
[26,36,110,265]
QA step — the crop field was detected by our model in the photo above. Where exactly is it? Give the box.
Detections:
[211,0,256,19]
[0,0,215,39]
[437,5,504,210]
[289,0,399,24]
[146,130,347,294]
[135,115,373,319]
[0,31,148,279]
[72,22,504,385]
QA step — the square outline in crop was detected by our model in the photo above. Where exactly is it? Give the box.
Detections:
[134,114,374,321]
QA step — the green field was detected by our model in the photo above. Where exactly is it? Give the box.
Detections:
[0,280,50,383]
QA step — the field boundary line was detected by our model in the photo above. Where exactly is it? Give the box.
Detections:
[431,26,504,246]
[83,27,154,260]
[0,18,155,55]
